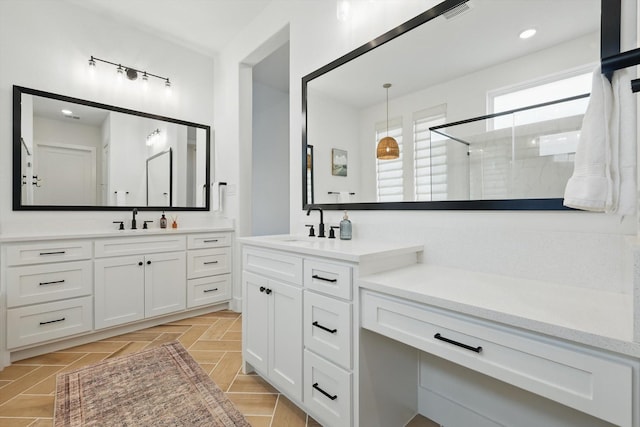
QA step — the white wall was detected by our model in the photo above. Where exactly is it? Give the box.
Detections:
[0,0,217,233]
[216,0,638,295]
[252,81,290,235]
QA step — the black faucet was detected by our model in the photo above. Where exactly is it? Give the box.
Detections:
[131,208,138,230]
[306,206,325,238]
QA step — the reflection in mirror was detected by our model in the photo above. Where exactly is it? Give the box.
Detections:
[146,148,172,206]
[303,0,605,209]
[306,145,314,205]
[14,86,211,211]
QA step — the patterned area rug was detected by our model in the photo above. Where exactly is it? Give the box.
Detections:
[54,341,250,426]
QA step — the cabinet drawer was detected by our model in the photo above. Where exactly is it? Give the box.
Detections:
[187,248,231,279]
[304,291,352,369]
[187,233,232,249]
[6,240,92,266]
[7,260,92,308]
[304,349,352,427]
[187,274,232,308]
[94,235,186,258]
[7,296,93,349]
[243,247,302,285]
[361,290,633,427]
[304,259,352,299]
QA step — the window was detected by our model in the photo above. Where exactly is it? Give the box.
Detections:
[414,107,446,201]
[488,70,592,130]
[375,118,403,202]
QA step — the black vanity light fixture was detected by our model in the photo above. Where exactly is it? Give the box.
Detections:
[376,83,400,160]
[88,56,171,91]
[146,129,161,146]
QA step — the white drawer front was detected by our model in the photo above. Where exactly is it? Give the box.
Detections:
[7,261,92,308]
[304,349,352,427]
[243,247,302,285]
[94,235,186,258]
[361,290,633,427]
[304,259,352,300]
[6,240,92,266]
[7,296,93,348]
[187,248,231,279]
[187,274,232,308]
[304,291,352,369]
[187,233,232,249]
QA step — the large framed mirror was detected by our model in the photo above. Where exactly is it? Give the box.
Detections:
[13,86,211,211]
[302,0,620,210]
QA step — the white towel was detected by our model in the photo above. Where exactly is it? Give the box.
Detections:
[338,191,351,203]
[607,68,636,216]
[115,190,127,206]
[564,66,636,215]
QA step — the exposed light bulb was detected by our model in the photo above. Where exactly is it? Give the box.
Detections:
[61,109,73,116]
[519,28,537,39]
[116,65,124,81]
[337,0,350,21]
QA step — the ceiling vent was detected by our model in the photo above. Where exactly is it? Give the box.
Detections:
[443,1,472,20]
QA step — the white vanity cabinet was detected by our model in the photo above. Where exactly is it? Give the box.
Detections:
[303,259,354,427]
[242,247,303,400]
[94,236,186,329]
[4,240,93,349]
[1,228,235,367]
[240,236,423,427]
[186,232,232,308]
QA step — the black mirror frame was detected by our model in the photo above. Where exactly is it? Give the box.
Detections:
[301,0,621,211]
[13,85,211,212]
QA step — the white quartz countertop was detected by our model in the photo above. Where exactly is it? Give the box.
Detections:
[358,264,640,358]
[238,235,423,263]
[0,227,235,243]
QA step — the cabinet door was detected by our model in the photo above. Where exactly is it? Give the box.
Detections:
[269,279,303,401]
[243,271,269,374]
[145,251,186,318]
[94,255,145,329]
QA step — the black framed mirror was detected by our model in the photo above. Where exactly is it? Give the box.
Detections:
[13,85,211,211]
[302,0,620,210]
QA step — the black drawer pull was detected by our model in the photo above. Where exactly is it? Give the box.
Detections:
[39,279,65,286]
[312,321,337,334]
[204,261,219,265]
[203,239,219,243]
[434,333,482,353]
[40,317,66,325]
[39,251,66,256]
[312,274,337,283]
[203,288,219,293]
[312,383,337,400]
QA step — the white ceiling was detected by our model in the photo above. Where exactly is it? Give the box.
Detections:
[65,0,274,56]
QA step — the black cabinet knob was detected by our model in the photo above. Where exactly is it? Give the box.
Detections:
[138,261,143,266]
[259,286,266,293]
[265,288,272,295]
[147,260,151,265]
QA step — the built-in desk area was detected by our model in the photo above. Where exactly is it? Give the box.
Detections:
[358,264,639,427]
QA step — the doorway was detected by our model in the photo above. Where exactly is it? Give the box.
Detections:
[251,41,290,236]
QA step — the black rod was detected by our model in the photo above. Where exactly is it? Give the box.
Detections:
[601,47,640,75]
[430,93,589,132]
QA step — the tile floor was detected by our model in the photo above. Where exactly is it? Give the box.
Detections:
[0,310,438,427]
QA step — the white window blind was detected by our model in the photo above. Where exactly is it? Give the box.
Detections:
[413,107,446,201]
[375,117,403,202]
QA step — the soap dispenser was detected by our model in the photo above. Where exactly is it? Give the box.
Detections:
[339,211,352,240]
[160,212,167,229]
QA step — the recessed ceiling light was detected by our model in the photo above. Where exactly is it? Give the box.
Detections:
[519,28,537,39]
[61,109,73,116]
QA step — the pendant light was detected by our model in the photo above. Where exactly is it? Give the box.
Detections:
[376,83,399,160]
